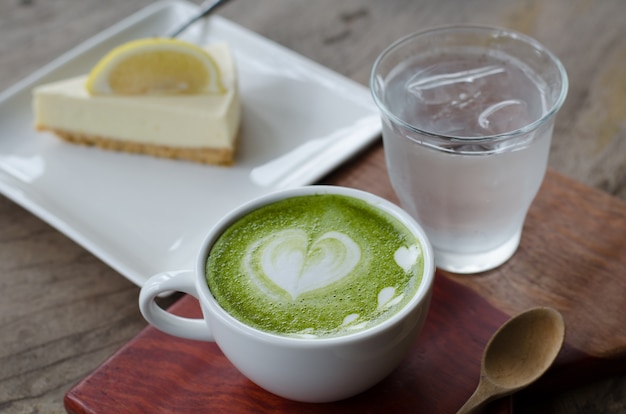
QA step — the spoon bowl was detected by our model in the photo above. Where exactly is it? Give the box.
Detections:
[457,306,565,414]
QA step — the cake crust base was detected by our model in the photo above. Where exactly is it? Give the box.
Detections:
[36,125,237,166]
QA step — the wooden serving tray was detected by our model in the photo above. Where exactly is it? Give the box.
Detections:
[64,145,626,413]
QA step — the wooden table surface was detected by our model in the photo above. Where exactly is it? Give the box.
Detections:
[0,0,624,413]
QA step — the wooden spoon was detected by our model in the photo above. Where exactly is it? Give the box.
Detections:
[457,306,565,414]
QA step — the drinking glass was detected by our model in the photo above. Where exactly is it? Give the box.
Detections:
[371,25,568,273]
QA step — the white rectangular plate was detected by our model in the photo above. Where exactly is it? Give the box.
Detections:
[0,0,381,286]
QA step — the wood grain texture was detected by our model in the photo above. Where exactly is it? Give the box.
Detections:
[0,0,625,413]
[448,172,626,358]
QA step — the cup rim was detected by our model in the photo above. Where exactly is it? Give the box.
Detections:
[194,185,435,346]
[370,24,569,143]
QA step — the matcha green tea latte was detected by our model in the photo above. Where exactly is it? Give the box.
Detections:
[205,194,425,338]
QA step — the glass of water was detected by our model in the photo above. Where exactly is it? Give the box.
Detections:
[371,26,568,274]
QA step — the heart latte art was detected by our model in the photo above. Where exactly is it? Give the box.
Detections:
[246,229,361,300]
[206,194,425,338]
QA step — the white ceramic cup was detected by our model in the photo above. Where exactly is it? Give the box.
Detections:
[139,185,435,403]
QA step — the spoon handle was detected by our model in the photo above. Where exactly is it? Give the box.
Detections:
[167,0,233,38]
[456,379,501,414]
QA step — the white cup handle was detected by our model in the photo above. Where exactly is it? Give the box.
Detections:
[139,270,214,342]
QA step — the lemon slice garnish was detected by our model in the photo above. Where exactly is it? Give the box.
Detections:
[86,38,225,95]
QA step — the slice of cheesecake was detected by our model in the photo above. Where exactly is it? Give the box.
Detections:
[33,43,240,165]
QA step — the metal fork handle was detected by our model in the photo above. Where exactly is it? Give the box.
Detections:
[167,0,233,38]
